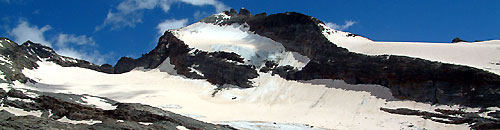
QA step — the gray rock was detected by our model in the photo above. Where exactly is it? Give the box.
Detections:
[380,107,500,129]
[0,87,236,129]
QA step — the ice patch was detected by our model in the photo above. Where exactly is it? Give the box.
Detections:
[138,122,153,125]
[57,116,102,125]
[176,125,189,130]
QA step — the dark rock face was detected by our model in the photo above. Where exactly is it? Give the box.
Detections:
[200,10,500,108]
[112,31,258,88]
[380,107,500,129]
[113,36,171,74]
[0,38,39,83]
[161,32,258,88]
[452,37,468,43]
[0,87,236,130]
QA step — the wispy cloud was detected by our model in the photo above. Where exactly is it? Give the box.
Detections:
[179,0,228,12]
[156,19,188,35]
[325,20,357,30]
[8,20,110,64]
[55,34,96,48]
[96,0,229,31]
[8,21,52,47]
[56,48,110,65]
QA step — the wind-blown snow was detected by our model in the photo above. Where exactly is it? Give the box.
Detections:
[319,23,500,75]
[172,22,309,68]
[14,61,474,129]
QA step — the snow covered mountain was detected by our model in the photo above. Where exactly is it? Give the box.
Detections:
[1,9,500,129]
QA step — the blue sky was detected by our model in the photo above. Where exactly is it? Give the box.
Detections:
[1,0,499,65]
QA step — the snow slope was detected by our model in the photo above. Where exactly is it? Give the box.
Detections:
[320,23,500,75]
[172,22,310,69]
[13,61,477,130]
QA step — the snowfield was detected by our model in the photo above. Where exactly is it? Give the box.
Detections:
[320,23,500,75]
[172,22,310,69]
[9,61,472,130]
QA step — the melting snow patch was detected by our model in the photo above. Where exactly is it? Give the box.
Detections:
[57,116,102,125]
[0,106,43,117]
[7,97,35,103]
[139,122,153,125]
[78,95,116,110]
[0,83,11,92]
[176,125,189,130]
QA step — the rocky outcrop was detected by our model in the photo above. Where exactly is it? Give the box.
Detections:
[452,37,468,43]
[380,107,500,129]
[0,87,235,129]
[200,9,500,108]
[112,31,258,88]
[20,41,115,74]
[0,38,40,83]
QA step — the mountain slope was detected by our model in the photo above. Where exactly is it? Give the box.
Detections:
[0,38,235,129]
[1,9,500,129]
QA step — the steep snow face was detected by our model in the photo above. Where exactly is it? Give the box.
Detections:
[320,23,500,75]
[16,61,475,130]
[171,22,309,69]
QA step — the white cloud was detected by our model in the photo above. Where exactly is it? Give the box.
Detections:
[156,19,188,35]
[96,0,229,31]
[325,20,357,30]
[193,10,210,20]
[55,34,96,48]
[8,21,52,46]
[179,0,228,12]
[56,48,108,65]
[8,21,109,64]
